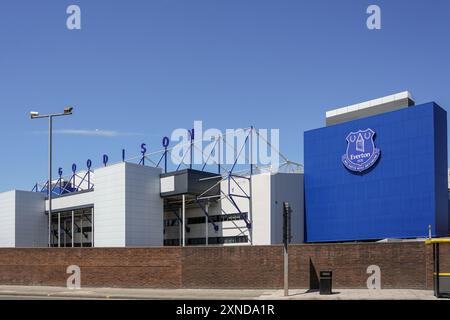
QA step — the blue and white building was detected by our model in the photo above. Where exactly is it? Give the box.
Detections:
[0,160,304,248]
[0,91,449,248]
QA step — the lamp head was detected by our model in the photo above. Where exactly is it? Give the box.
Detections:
[64,107,73,114]
[30,111,39,119]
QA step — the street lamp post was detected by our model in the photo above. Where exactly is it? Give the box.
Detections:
[30,107,73,248]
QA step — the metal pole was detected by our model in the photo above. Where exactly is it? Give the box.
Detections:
[283,202,291,297]
[164,149,168,173]
[205,203,209,246]
[248,128,254,245]
[218,137,221,174]
[57,212,60,248]
[250,127,253,175]
[71,210,74,248]
[80,216,83,248]
[435,243,440,297]
[284,242,288,297]
[179,208,182,247]
[182,194,186,247]
[64,219,66,247]
[249,176,253,246]
[91,207,94,247]
[48,116,52,247]
[190,143,193,170]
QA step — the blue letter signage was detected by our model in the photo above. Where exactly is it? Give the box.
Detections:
[342,128,380,172]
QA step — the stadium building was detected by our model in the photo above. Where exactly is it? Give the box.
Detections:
[0,91,449,248]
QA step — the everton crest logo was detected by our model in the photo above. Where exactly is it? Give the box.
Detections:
[342,128,380,173]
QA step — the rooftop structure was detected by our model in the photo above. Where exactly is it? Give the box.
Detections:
[325,91,415,126]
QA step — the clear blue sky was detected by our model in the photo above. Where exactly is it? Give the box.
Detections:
[1,0,449,191]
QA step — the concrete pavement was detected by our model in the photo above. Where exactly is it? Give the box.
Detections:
[0,286,443,300]
[261,289,441,300]
[0,286,267,300]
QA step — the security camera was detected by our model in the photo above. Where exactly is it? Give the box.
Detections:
[64,107,73,114]
[30,111,39,118]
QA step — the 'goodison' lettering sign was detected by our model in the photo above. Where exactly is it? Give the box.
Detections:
[342,128,380,173]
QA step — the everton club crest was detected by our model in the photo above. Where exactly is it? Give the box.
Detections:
[342,128,380,173]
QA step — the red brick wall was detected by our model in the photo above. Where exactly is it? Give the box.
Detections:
[0,248,182,288]
[181,246,283,289]
[181,243,434,289]
[288,243,430,290]
[0,242,446,289]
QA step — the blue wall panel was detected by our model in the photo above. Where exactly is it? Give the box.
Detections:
[304,102,448,242]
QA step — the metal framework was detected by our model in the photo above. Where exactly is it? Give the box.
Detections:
[32,125,303,247]
[32,168,94,196]
[50,207,93,247]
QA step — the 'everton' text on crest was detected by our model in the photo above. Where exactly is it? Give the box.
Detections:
[342,128,380,173]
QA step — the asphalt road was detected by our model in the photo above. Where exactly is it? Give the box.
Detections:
[0,295,105,300]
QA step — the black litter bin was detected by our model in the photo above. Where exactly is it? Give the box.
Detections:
[435,274,450,298]
[319,271,332,295]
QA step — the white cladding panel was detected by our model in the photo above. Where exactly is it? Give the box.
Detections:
[0,190,46,248]
[160,176,175,193]
[251,173,304,245]
[15,191,47,247]
[251,174,272,245]
[94,162,163,247]
[125,163,163,246]
[0,191,16,247]
[94,163,127,247]
[47,191,94,211]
